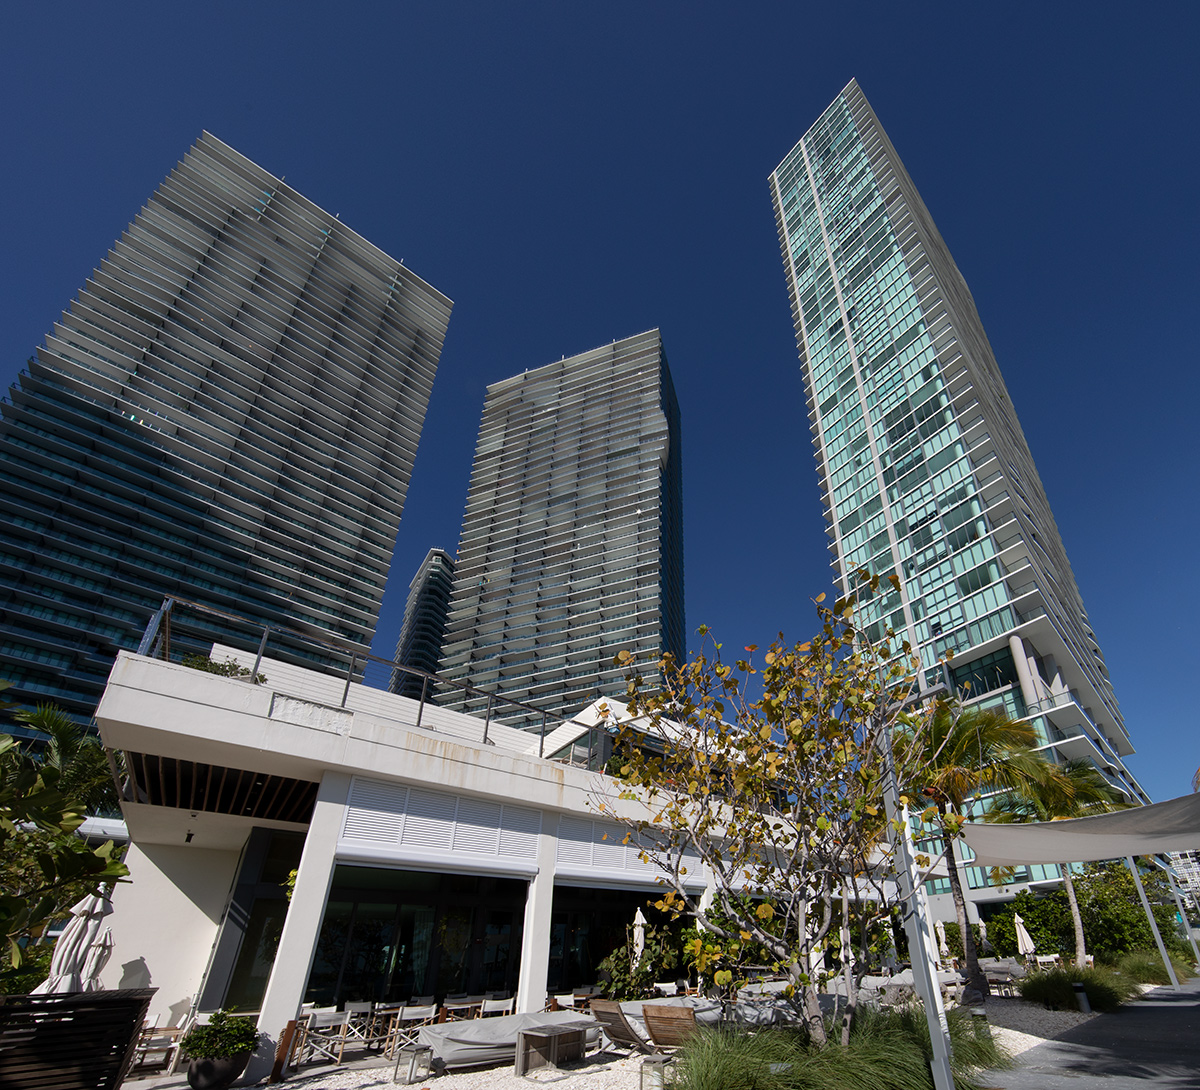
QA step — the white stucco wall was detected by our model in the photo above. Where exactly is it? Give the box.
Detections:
[100,841,242,1024]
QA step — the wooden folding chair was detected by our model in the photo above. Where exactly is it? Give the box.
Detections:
[342,1001,375,1046]
[478,997,515,1017]
[642,1004,699,1050]
[300,1009,351,1065]
[589,999,655,1055]
[383,1004,438,1057]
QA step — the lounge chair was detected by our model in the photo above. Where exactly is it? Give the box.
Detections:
[642,1004,699,1049]
[589,999,654,1054]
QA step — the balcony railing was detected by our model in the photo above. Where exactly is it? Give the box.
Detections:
[135,595,603,765]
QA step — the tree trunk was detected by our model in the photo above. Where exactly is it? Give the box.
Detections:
[944,826,989,1001]
[840,887,855,1046]
[793,958,827,1048]
[803,981,828,1048]
[1061,863,1088,969]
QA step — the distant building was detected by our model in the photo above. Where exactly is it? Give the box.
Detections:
[390,547,456,700]
[0,133,450,727]
[1170,851,1200,900]
[770,80,1148,906]
[437,329,684,727]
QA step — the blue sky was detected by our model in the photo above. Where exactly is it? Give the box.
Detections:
[2,3,1197,802]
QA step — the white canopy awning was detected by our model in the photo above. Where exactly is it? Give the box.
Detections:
[961,792,1200,866]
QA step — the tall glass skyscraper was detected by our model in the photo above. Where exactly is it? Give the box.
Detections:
[389,547,456,700]
[0,133,451,725]
[437,329,684,726]
[770,81,1147,826]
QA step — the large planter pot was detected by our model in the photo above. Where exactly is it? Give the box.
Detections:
[186,1052,251,1090]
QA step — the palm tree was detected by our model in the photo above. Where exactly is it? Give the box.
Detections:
[899,701,1065,1002]
[15,704,119,815]
[990,758,1125,968]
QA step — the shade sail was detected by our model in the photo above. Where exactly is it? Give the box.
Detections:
[961,792,1200,866]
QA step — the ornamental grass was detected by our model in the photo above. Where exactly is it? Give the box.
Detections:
[671,1006,1007,1090]
[1017,966,1136,1013]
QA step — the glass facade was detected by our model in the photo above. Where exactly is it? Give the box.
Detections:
[390,547,456,700]
[770,81,1148,834]
[0,134,451,725]
[437,329,685,726]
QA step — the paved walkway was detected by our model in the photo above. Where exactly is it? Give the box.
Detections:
[983,978,1200,1090]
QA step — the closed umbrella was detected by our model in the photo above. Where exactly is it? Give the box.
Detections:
[1013,913,1036,959]
[934,919,950,962]
[80,926,113,991]
[632,908,647,966]
[31,891,113,994]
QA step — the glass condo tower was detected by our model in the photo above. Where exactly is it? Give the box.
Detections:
[0,133,451,725]
[769,82,1147,894]
[437,329,685,727]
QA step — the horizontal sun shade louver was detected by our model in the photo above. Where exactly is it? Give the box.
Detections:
[119,751,318,823]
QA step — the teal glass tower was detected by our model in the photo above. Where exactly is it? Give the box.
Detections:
[0,134,451,726]
[770,81,1147,832]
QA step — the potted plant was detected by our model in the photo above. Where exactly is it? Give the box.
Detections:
[179,1009,260,1090]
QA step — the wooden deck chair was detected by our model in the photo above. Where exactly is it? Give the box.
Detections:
[642,1004,699,1050]
[589,999,655,1055]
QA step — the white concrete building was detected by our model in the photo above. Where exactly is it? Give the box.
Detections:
[95,648,696,1080]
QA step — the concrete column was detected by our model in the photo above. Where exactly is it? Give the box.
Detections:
[247,771,351,1081]
[515,814,559,1014]
[1041,654,1068,698]
[1008,635,1039,711]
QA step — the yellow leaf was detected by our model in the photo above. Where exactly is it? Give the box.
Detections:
[815,593,826,602]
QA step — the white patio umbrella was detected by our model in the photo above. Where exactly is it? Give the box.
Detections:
[632,908,647,966]
[31,891,113,994]
[1013,913,1036,959]
[80,926,113,991]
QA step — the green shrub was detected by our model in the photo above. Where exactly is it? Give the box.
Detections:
[672,1006,1007,1090]
[1018,966,1136,1013]
[1116,949,1193,985]
[180,654,266,684]
[179,1010,260,1059]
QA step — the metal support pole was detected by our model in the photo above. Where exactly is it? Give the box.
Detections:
[415,676,429,731]
[341,653,357,709]
[539,711,547,758]
[880,721,955,1090]
[1126,856,1180,990]
[482,692,494,746]
[250,628,269,685]
[1166,870,1200,966]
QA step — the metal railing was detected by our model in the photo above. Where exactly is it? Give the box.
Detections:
[136,596,574,760]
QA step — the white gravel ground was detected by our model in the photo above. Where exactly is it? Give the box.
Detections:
[982,993,1097,1058]
[273,1050,643,1090]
